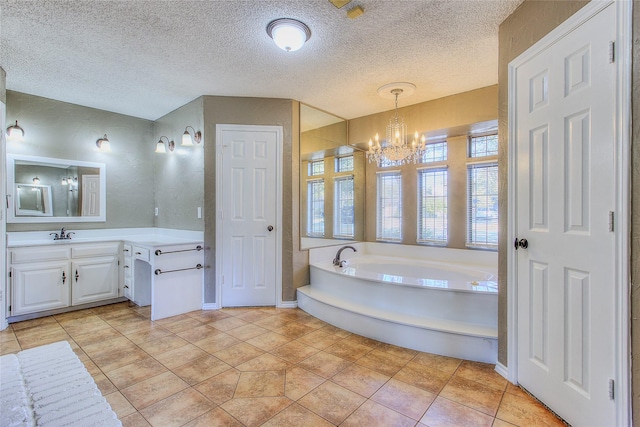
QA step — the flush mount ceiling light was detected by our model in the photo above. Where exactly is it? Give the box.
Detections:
[266,18,311,52]
[155,136,174,154]
[6,120,25,141]
[181,126,202,146]
[96,134,111,152]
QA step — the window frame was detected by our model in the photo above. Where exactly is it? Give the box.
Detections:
[376,170,403,242]
[466,161,498,249]
[306,178,325,237]
[417,166,448,245]
[333,174,355,239]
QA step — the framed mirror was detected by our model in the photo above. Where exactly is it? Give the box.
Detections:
[300,104,364,249]
[7,154,106,223]
[15,183,53,216]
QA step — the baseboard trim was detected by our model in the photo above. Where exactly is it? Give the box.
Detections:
[278,300,298,309]
[495,361,509,381]
[202,303,220,310]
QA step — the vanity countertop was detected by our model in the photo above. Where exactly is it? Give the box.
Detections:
[6,228,204,248]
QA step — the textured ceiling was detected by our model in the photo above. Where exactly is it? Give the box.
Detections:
[0,0,523,121]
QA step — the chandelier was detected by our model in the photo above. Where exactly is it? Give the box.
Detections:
[367,83,426,166]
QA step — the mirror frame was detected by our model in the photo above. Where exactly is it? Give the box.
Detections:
[7,154,107,223]
[15,183,53,216]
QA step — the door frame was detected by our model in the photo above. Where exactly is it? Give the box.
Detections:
[506,0,631,424]
[214,124,284,308]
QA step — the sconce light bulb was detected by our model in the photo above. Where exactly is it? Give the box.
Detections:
[96,134,111,152]
[6,120,25,142]
[182,130,194,147]
[155,140,167,154]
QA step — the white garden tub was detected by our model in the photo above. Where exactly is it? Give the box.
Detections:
[297,243,498,363]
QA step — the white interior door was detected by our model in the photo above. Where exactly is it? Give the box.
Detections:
[513,3,616,426]
[81,174,100,216]
[218,125,281,307]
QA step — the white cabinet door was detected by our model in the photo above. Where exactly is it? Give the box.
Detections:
[12,261,70,315]
[71,256,119,305]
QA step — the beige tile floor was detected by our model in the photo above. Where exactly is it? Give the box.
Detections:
[0,302,566,427]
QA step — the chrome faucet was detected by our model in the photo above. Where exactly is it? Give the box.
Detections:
[50,227,75,240]
[333,245,357,267]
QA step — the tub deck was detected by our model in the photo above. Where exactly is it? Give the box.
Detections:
[298,246,498,363]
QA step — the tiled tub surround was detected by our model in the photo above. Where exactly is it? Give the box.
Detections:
[298,243,498,363]
[5,228,204,326]
[0,303,565,426]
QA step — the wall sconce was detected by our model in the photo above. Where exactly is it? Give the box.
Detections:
[6,120,25,142]
[61,176,77,186]
[155,136,175,154]
[96,134,111,152]
[181,126,202,147]
[32,176,40,184]
[266,18,311,52]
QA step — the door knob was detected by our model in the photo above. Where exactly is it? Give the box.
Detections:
[514,238,528,250]
[267,225,274,232]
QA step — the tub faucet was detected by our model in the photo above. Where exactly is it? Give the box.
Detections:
[333,245,357,267]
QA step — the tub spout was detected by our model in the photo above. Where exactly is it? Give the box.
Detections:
[333,245,357,266]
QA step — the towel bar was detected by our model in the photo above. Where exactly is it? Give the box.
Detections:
[154,264,203,275]
[155,245,203,256]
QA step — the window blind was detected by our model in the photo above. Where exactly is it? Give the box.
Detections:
[307,179,325,236]
[417,168,448,244]
[466,162,498,248]
[334,175,354,238]
[377,172,402,241]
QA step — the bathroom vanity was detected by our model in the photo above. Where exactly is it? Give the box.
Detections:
[5,228,204,324]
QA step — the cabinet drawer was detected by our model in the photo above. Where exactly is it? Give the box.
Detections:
[11,247,71,264]
[72,242,120,258]
[133,246,150,262]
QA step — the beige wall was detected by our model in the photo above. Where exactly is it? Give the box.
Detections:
[0,68,5,104]
[348,85,498,248]
[201,96,307,305]
[630,2,639,423]
[152,97,205,231]
[5,91,156,231]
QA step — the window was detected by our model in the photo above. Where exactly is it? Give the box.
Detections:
[467,163,498,248]
[377,172,402,241]
[335,156,354,172]
[469,134,498,157]
[307,179,324,236]
[417,168,447,244]
[308,160,324,176]
[421,141,447,163]
[334,176,354,238]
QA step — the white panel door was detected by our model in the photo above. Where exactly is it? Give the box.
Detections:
[81,174,100,216]
[220,126,279,307]
[514,4,615,426]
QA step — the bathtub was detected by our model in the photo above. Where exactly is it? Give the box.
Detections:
[297,243,498,363]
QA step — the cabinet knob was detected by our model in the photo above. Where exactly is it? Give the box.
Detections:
[75,269,79,282]
[62,271,66,284]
